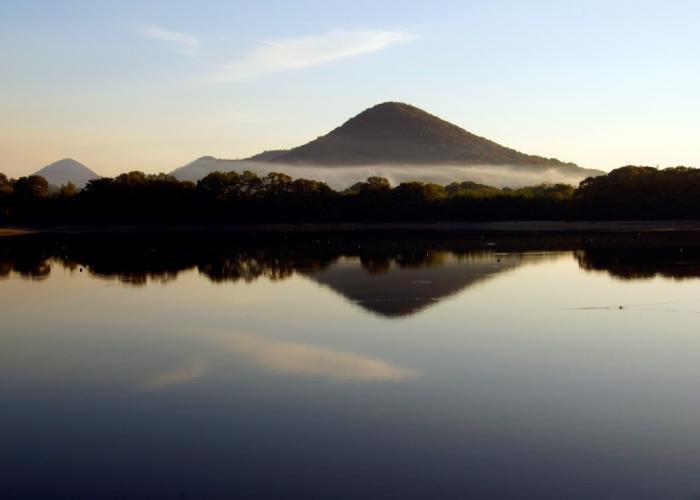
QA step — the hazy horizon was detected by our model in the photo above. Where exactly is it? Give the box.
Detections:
[2,1,699,178]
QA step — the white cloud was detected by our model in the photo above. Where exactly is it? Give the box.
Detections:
[211,30,418,82]
[133,22,200,55]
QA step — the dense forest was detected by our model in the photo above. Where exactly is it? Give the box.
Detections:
[0,165,698,225]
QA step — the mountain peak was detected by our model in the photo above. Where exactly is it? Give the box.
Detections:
[356,101,419,115]
[51,158,83,167]
[353,101,433,116]
[330,102,448,138]
[34,158,100,188]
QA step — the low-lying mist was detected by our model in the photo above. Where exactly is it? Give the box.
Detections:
[174,158,599,189]
[260,164,596,189]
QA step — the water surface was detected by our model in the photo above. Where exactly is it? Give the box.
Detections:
[2,237,700,500]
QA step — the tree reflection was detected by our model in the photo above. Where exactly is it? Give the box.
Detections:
[575,247,700,280]
[5,234,700,317]
[0,236,464,286]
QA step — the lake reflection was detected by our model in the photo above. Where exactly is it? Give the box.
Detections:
[2,234,700,499]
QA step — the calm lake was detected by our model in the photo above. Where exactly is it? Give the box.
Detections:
[2,233,700,500]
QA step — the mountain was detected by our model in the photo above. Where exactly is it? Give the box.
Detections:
[171,102,603,186]
[254,102,585,169]
[33,158,100,188]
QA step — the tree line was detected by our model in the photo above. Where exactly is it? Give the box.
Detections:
[0,165,698,224]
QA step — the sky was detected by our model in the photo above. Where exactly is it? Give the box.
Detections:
[1,0,699,177]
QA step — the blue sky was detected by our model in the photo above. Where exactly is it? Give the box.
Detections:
[1,0,698,176]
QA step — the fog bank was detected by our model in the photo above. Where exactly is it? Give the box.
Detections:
[171,158,602,190]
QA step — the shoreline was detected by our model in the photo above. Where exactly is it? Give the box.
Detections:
[3,220,700,237]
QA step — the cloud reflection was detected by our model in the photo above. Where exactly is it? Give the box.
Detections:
[140,361,206,390]
[229,334,414,381]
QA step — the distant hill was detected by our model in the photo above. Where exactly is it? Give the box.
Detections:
[170,156,259,183]
[254,102,587,169]
[246,149,288,162]
[34,158,100,188]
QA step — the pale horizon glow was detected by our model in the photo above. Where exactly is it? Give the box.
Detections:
[1,1,699,177]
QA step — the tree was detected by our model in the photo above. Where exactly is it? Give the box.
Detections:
[197,171,243,200]
[58,182,77,198]
[445,181,500,198]
[262,172,293,196]
[361,176,391,193]
[291,178,333,195]
[394,182,446,202]
[13,175,49,199]
[0,173,12,194]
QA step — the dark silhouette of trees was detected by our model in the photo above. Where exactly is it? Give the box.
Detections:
[4,175,50,223]
[445,181,500,198]
[78,172,196,223]
[14,175,49,199]
[0,173,12,224]
[192,170,338,223]
[2,165,700,225]
[0,173,12,194]
[574,166,700,219]
[361,176,391,192]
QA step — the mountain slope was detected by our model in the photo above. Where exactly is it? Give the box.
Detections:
[34,158,100,188]
[170,156,260,182]
[260,102,579,168]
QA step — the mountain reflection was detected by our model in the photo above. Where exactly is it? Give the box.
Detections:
[4,234,700,317]
[302,253,530,317]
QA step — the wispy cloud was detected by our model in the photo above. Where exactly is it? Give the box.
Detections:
[133,22,200,55]
[210,29,419,82]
